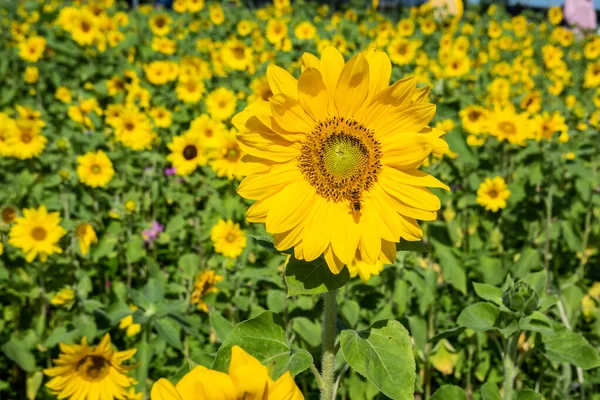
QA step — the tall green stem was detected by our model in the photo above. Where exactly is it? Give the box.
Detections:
[321,290,337,400]
[503,332,520,400]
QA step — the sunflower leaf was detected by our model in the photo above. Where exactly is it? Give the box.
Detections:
[284,256,350,296]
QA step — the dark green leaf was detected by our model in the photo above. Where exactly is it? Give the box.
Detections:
[284,256,349,296]
[430,385,467,400]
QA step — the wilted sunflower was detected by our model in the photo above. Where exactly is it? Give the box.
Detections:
[44,334,138,400]
[233,46,448,274]
[8,206,66,262]
[191,270,224,312]
[77,150,115,188]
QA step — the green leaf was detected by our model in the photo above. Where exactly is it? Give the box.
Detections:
[432,241,466,294]
[26,371,43,400]
[430,385,467,400]
[511,248,541,278]
[428,327,466,344]
[1,338,37,372]
[209,312,234,343]
[126,236,146,263]
[178,253,201,278]
[457,303,499,331]
[213,311,312,378]
[341,300,360,327]
[292,317,321,348]
[541,327,600,369]
[284,256,350,296]
[473,282,503,305]
[153,318,182,350]
[135,335,152,394]
[519,312,554,334]
[340,320,415,400]
[517,389,543,400]
[266,290,287,313]
[519,270,547,298]
[396,240,426,253]
[481,382,502,400]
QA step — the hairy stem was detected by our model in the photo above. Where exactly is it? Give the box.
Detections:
[321,290,337,400]
[503,332,520,400]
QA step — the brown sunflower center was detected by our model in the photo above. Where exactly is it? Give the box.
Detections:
[77,355,110,381]
[31,226,47,241]
[1,207,16,224]
[21,132,33,143]
[298,117,381,211]
[81,21,91,33]
[155,17,166,28]
[226,233,236,242]
[76,224,88,238]
[488,189,499,198]
[91,165,102,174]
[183,145,198,160]
[124,122,135,131]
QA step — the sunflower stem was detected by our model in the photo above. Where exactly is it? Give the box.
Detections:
[321,290,337,400]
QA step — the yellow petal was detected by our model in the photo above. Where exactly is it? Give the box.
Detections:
[358,77,416,125]
[270,372,304,400]
[324,244,346,275]
[382,166,449,191]
[320,46,345,114]
[237,163,301,201]
[380,134,435,169]
[301,52,320,71]
[370,103,436,141]
[334,53,370,118]
[151,379,183,400]
[266,181,316,233]
[297,68,329,122]
[329,202,360,265]
[362,47,391,104]
[302,197,332,261]
[358,206,381,264]
[175,367,237,400]
[270,94,314,133]
[229,346,270,400]
[379,170,441,211]
[267,65,298,100]
[274,222,305,251]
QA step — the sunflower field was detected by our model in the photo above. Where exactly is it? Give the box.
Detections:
[1,0,600,398]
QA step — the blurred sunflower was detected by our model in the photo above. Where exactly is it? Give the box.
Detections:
[476,177,511,212]
[234,46,448,273]
[487,106,532,145]
[149,106,173,128]
[266,19,288,45]
[0,113,17,157]
[347,259,385,283]
[205,88,237,121]
[167,130,207,176]
[210,219,246,258]
[459,105,487,135]
[8,206,66,262]
[176,78,206,104]
[191,270,224,312]
[7,120,47,159]
[50,287,75,306]
[119,305,141,337]
[44,334,138,400]
[76,223,98,256]
[210,129,244,180]
[149,14,172,36]
[188,114,227,148]
[113,106,156,150]
[248,76,273,103]
[77,150,115,188]
[70,10,99,46]
[18,36,46,62]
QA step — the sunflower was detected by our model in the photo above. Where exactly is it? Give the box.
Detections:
[77,150,115,188]
[209,4,225,25]
[210,219,247,259]
[187,0,205,13]
[205,88,237,121]
[347,259,385,283]
[18,36,46,62]
[0,113,17,157]
[294,21,316,40]
[487,106,533,146]
[176,78,206,104]
[151,346,303,400]
[221,39,254,71]
[44,334,138,400]
[266,19,288,45]
[70,10,99,46]
[50,287,75,306]
[167,130,207,176]
[76,223,98,256]
[55,86,72,103]
[248,76,274,104]
[144,61,178,85]
[8,206,66,262]
[476,177,511,212]
[459,105,488,135]
[1,206,17,224]
[149,14,172,36]
[210,129,244,180]
[113,106,156,150]
[233,46,448,273]
[7,120,47,160]
[152,37,177,55]
[188,114,227,148]
[190,270,224,312]
[387,38,419,65]
[533,112,568,141]
[149,106,173,128]
[584,61,600,88]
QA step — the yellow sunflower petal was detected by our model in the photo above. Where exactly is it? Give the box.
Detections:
[297,68,329,122]
[334,53,370,118]
[267,65,298,100]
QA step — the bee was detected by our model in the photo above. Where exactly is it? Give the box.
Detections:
[349,190,362,213]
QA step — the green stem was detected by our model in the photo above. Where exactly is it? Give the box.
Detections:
[503,332,520,400]
[321,290,337,400]
[543,186,553,292]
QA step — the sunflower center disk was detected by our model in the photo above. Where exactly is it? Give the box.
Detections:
[298,117,381,209]
[77,355,110,381]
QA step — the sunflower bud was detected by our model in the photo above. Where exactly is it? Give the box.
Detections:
[502,281,538,315]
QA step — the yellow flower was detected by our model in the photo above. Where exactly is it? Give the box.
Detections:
[210,219,246,259]
[176,78,206,104]
[0,113,18,157]
[149,14,172,36]
[113,106,156,150]
[167,130,208,176]
[44,334,138,400]
[150,106,173,128]
[55,86,72,103]
[76,223,98,256]
[266,19,288,45]
[562,152,576,161]
[294,21,316,40]
[387,37,420,65]
[18,36,46,62]
[548,6,562,25]
[152,37,177,55]
[584,61,600,88]
[150,345,303,400]
[70,10,99,46]
[77,150,115,188]
[487,107,533,146]
[209,4,225,25]
[533,112,568,141]
[119,305,142,337]
[24,66,38,84]
[191,270,224,312]
[125,200,137,212]
[248,76,274,104]
[347,259,385,283]
[459,105,488,135]
[8,206,66,262]
[221,39,254,72]
[145,60,178,85]
[233,46,448,273]
[187,0,205,13]
[187,114,227,148]
[205,88,237,121]
[210,129,244,180]
[476,177,511,212]
[237,20,254,36]
[1,206,17,224]
[50,287,75,306]
[7,120,47,159]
